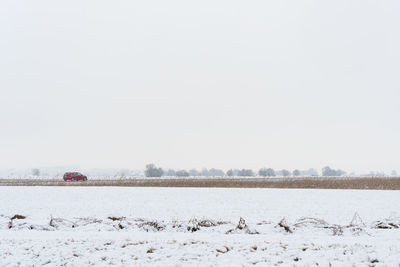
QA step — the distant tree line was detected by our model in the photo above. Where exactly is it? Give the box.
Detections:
[13,166,399,178]
[144,164,351,178]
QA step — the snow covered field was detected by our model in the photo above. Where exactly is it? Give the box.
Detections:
[1,187,400,266]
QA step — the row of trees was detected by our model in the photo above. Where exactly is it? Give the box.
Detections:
[25,166,398,178]
[145,164,225,177]
[144,164,343,178]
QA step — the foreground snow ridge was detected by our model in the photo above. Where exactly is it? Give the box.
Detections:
[2,212,399,234]
[1,213,400,266]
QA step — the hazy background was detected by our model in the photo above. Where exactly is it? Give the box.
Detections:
[1,0,399,174]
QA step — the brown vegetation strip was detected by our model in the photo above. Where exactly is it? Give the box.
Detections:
[1,177,400,190]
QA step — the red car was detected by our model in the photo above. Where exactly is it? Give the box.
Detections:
[63,172,87,181]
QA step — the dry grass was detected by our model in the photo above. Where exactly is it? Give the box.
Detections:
[10,214,26,220]
[1,177,400,190]
[278,218,293,233]
[107,216,125,221]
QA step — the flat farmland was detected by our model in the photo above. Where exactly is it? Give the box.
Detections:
[1,176,400,190]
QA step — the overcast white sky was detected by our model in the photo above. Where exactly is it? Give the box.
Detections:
[1,1,399,173]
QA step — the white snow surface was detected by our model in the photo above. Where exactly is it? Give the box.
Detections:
[1,187,400,266]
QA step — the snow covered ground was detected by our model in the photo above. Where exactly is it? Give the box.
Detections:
[1,187,400,266]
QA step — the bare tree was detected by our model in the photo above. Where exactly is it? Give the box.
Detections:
[259,168,275,177]
[145,164,164,177]
[322,166,346,177]
[31,168,40,176]
[292,169,300,176]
